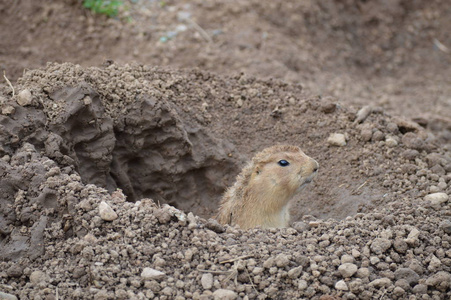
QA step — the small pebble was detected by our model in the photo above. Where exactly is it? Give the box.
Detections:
[17,89,32,106]
[338,263,358,278]
[29,270,47,285]
[205,218,225,233]
[1,105,15,115]
[327,133,347,146]
[0,292,18,300]
[141,268,165,281]
[370,238,392,254]
[394,268,419,286]
[393,239,408,254]
[288,266,303,279]
[335,280,348,291]
[425,271,451,292]
[393,286,405,296]
[98,201,118,221]
[275,253,290,268]
[428,255,441,271]
[439,220,451,234]
[201,273,213,290]
[405,228,420,245]
[298,280,308,290]
[424,192,449,207]
[370,277,392,288]
[351,249,361,258]
[356,267,370,279]
[385,136,398,147]
[412,283,428,294]
[355,105,372,123]
[341,254,354,264]
[212,289,237,300]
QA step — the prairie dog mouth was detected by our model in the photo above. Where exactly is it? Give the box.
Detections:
[304,172,317,184]
[296,174,316,193]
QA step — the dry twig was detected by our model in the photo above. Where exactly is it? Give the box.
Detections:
[185,18,213,43]
[3,71,15,97]
[351,180,369,195]
[219,254,254,264]
[433,38,450,54]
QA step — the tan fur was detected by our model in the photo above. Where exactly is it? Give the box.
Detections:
[216,145,318,229]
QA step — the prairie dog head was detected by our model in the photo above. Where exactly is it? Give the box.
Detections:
[248,145,319,210]
[216,144,319,229]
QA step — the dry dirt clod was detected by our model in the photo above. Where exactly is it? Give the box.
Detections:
[425,271,451,292]
[394,268,420,286]
[370,238,392,254]
[29,270,47,285]
[274,253,290,268]
[439,220,451,234]
[1,104,15,115]
[405,228,420,246]
[288,266,303,279]
[338,263,358,278]
[6,265,23,278]
[205,218,225,233]
[370,277,392,288]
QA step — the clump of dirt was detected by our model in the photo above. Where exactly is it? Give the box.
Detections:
[0,63,450,299]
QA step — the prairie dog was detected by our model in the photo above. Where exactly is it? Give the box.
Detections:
[216,145,318,229]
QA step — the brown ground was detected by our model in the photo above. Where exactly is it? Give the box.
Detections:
[0,0,450,299]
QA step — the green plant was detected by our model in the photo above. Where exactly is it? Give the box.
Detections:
[83,0,123,17]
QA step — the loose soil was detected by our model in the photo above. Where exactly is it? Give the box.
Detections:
[0,0,450,299]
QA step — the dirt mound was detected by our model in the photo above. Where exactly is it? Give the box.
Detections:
[0,63,450,299]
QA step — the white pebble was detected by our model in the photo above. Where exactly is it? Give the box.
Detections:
[335,280,348,291]
[385,136,398,147]
[338,263,358,278]
[98,201,118,221]
[213,289,238,300]
[17,89,32,106]
[425,192,449,206]
[201,273,213,289]
[327,133,347,146]
[141,267,165,280]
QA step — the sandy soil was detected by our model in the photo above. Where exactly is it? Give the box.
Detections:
[0,0,450,299]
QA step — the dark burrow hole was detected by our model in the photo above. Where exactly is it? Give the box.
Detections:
[51,85,240,219]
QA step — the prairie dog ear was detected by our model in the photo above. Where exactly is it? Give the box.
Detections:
[255,165,261,175]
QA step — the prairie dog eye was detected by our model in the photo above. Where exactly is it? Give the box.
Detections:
[278,160,290,167]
